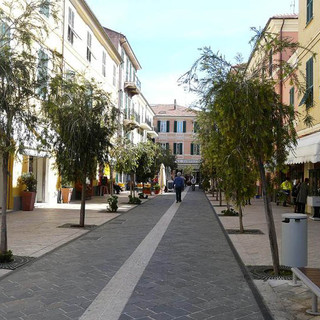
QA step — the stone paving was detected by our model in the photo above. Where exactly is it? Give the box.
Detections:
[0,189,271,320]
[209,193,320,320]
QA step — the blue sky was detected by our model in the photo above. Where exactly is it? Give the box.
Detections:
[88,0,297,106]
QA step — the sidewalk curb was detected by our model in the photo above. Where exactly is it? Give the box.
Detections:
[205,193,274,320]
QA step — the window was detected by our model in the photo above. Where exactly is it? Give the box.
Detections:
[174,120,186,133]
[289,87,294,107]
[191,143,200,155]
[102,51,106,77]
[86,32,92,62]
[113,65,116,86]
[40,0,50,17]
[174,143,183,155]
[37,49,49,98]
[67,8,75,44]
[160,143,169,150]
[0,22,10,50]
[126,58,129,81]
[160,121,167,133]
[307,0,313,24]
[306,57,313,107]
[177,121,183,133]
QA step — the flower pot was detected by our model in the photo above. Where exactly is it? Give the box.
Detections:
[22,191,36,211]
[154,189,160,194]
[61,188,73,203]
[143,188,151,195]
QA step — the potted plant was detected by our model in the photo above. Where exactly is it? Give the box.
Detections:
[60,176,73,203]
[107,195,118,212]
[143,183,151,195]
[154,183,160,194]
[18,172,37,211]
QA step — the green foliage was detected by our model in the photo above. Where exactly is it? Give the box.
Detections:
[151,144,177,174]
[201,178,210,191]
[128,195,142,205]
[154,184,160,190]
[183,165,194,177]
[43,74,117,185]
[107,196,118,212]
[18,172,37,192]
[221,208,239,216]
[0,250,13,263]
[138,192,148,199]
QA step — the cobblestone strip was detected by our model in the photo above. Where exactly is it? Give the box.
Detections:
[79,192,187,320]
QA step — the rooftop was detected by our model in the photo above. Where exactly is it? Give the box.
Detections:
[151,104,197,117]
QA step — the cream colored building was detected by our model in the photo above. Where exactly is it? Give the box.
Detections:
[286,0,320,204]
[3,0,124,208]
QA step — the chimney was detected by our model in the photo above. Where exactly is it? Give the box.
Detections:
[174,99,177,110]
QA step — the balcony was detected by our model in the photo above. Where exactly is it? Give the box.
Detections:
[147,126,158,138]
[124,75,141,97]
[123,113,139,131]
[140,117,152,131]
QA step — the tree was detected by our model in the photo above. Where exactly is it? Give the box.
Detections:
[150,144,177,177]
[181,29,313,274]
[43,74,117,227]
[135,141,157,183]
[0,0,60,254]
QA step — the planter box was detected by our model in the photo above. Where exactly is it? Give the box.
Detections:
[143,188,151,195]
[307,196,320,207]
[22,191,36,211]
[61,188,73,203]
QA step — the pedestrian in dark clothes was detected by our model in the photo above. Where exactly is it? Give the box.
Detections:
[173,172,184,203]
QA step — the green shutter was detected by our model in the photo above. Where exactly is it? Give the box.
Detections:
[180,143,183,155]
[157,121,160,132]
[183,121,186,133]
[191,143,194,155]
[174,121,177,132]
[167,120,170,132]
[166,143,169,150]
[173,143,177,154]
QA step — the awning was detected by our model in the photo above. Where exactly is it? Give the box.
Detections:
[287,132,320,164]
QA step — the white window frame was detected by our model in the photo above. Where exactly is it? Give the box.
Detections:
[102,51,106,77]
[160,121,167,133]
[67,7,75,45]
[176,121,183,133]
[87,31,92,62]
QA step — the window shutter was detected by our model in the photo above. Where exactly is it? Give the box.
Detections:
[180,143,183,155]
[157,121,160,132]
[183,121,186,133]
[173,143,177,155]
[166,143,169,150]
[167,120,170,132]
[174,121,177,132]
[191,143,194,155]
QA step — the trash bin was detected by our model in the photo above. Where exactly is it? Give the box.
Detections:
[281,213,307,267]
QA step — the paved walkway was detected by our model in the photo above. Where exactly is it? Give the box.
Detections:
[209,193,320,320]
[0,188,271,320]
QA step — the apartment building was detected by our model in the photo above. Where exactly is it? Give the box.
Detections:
[286,0,320,195]
[152,101,201,180]
[4,0,125,208]
[104,28,157,145]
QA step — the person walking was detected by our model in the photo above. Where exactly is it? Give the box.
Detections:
[280,177,292,207]
[296,178,309,214]
[191,176,196,191]
[173,172,184,203]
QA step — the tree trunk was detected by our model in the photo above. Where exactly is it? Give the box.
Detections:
[0,151,9,253]
[130,172,134,197]
[239,205,244,233]
[258,158,280,275]
[79,176,86,227]
[219,189,222,206]
[110,165,114,195]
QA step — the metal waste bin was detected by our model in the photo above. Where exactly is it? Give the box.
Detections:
[281,213,307,267]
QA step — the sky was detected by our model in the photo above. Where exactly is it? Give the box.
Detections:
[88,0,297,106]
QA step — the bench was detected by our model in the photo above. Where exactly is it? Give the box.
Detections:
[291,267,320,315]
